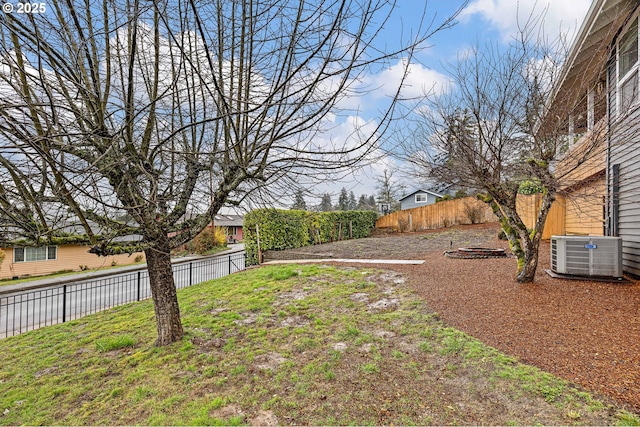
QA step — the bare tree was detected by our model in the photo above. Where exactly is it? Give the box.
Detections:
[0,0,462,344]
[396,16,604,283]
[375,169,405,212]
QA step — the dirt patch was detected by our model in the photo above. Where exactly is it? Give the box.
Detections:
[253,352,287,371]
[271,222,502,260]
[292,222,640,412]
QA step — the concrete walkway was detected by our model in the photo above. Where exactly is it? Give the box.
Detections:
[263,259,425,265]
[0,244,244,295]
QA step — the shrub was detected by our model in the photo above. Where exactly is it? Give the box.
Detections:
[463,202,484,224]
[244,209,377,265]
[454,189,468,199]
[518,180,544,194]
[192,226,227,255]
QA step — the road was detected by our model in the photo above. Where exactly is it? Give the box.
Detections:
[0,249,246,338]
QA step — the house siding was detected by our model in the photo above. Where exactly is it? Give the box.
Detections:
[609,105,640,276]
[400,193,439,211]
[0,245,145,280]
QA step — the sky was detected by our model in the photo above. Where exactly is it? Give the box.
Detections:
[303,0,592,210]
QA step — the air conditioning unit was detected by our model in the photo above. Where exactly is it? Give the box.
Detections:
[551,236,623,278]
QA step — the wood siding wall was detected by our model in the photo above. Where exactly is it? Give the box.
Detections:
[0,245,145,280]
[563,176,606,236]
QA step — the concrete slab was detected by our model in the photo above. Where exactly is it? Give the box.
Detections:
[263,259,425,265]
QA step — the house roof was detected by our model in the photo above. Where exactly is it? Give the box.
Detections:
[399,189,444,202]
[545,0,637,127]
[212,214,244,227]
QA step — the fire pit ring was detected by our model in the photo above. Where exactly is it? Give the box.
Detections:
[444,247,507,259]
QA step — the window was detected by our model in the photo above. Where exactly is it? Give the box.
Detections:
[415,194,428,203]
[615,17,639,115]
[620,19,638,77]
[13,246,57,263]
[621,71,638,111]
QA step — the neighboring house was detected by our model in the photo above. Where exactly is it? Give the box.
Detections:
[399,189,443,211]
[0,220,145,280]
[212,214,244,243]
[0,245,144,280]
[547,0,640,275]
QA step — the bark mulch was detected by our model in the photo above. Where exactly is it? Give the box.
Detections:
[301,223,640,412]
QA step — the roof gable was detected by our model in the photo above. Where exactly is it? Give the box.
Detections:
[399,189,443,202]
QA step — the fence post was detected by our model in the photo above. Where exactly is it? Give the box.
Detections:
[137,271,141,301]
[228,254,232,274]
[256,224,262,264]
[189,262,193,287]
[62,285,67,323]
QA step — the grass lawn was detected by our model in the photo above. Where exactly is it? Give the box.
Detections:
[0,264,638,425]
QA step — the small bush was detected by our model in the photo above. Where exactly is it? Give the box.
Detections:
[518,180,544,194]
[463,202,484,224]
[454,189,468,199]
[79,264,89,271]
[192,226,227,255]
[134,254,143,263]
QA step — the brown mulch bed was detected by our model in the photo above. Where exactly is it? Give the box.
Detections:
[281,223,640,412]
[396,241,640,413]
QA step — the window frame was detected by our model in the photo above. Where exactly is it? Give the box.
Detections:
[415,194,428,203]
[13,246,58,263]
[615,16,640,117]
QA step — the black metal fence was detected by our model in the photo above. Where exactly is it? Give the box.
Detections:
[0,251,246,338]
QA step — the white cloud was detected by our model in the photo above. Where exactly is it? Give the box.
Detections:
[367,58,453,100]
[461,0,591,43]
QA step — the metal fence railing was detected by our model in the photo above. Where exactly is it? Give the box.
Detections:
[0,251,246,338]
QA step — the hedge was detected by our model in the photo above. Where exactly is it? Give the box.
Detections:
[244,209,378,265]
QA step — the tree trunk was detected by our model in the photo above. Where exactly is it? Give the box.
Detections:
[145,245,184,346]
[516,246,539,283]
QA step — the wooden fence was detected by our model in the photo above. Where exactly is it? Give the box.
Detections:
[375,197,496,232]
[376,194,598,239]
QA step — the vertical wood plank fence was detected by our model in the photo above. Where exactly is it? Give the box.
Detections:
[376,194,600,238]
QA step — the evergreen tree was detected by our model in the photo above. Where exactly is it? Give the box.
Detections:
[291,189,307,210]
[348,191,357,210]
[337,187,349,211]
[357,194,368,210]
[319,193,333,211]
[368,195,376,210]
